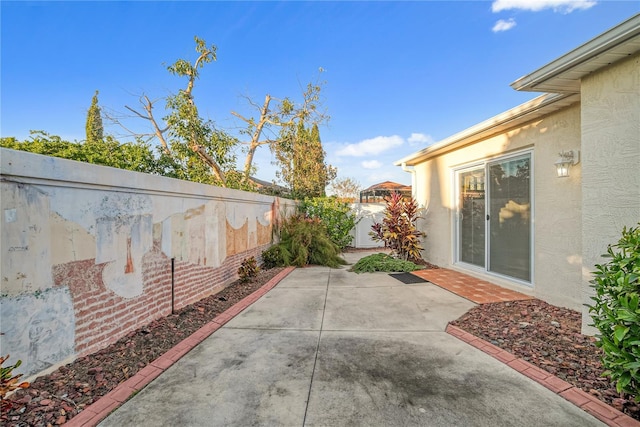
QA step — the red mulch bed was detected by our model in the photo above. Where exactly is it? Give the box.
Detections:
[1,267,285,427]
[450,299,639,421]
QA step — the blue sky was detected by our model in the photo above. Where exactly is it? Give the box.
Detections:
[2,1,638,189]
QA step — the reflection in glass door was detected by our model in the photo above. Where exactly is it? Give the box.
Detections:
[488,155,531,281]
[458,168,485,268]
[456,153,532,283]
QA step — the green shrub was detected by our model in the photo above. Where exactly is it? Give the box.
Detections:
[350,253,421,274]
[266,214,346,268]
[299,197,358,250]
[238,257,260,282]
[369,192,425,261]
[588,224,640,399]
[261,245,288,269]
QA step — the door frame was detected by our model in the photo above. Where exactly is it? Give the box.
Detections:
[452,149,534,286]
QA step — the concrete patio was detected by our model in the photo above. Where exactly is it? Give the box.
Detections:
[94,252,609,426]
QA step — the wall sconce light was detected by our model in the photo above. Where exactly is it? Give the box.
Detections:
[555,150,580,178]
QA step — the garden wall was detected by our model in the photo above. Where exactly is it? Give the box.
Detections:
[0,148,295,379]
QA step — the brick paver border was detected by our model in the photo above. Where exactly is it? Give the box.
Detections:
[412,268,533,304]
[446,324,640,427]
[66,266,296,427]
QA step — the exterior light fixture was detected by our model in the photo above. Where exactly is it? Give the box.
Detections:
[555,150,580,178]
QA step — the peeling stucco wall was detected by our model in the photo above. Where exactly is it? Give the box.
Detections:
[0,148,295,378]
[580,53,640,333]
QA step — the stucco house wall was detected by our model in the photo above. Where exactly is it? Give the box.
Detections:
[399,16,639,333]
[580,52,640,332]
[0,148,295,379]
[413,104,583,310]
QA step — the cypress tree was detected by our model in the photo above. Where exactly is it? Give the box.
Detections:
[86,90,104,144]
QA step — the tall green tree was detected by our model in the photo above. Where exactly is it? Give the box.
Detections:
[105,38,332,191]
[85,90,104,144]
[231,72,330,186]
[293,123,330,198]
[113,37,240,187]
[275,120,334,199]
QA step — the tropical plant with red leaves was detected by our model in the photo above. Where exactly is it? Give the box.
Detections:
[369,191,425,261]
[1,354,30,416]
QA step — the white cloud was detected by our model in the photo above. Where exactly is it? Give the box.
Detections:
[407,133,435,146]
[492,18,517,32]
[366,171,398,184]
[361,160,383,169]
[492,0,596,13]
[336,135,404,157]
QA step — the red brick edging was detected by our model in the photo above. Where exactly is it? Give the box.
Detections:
[66,266,296,427]
[446,324,640,427]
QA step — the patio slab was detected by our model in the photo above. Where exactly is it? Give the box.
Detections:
[224,287,326,330]
[323,283,475,331]
[99,253,607,427]
[99,328,318,426]
[305,331,601,427]
[274,266,331,288]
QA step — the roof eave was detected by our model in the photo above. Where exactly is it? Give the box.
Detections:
[394,93,579,166]
[511,14,640,93]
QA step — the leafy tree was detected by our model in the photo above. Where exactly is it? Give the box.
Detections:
[106,37,332,191]
[330,176,361,202]
[300,197,358,250]
[111,37,242,188]
[1,131,161,175]
[232,72,331,186]
[86,90,104,144]
[274,118,335,199]
[1,131,85,160]
[294,123,329,198]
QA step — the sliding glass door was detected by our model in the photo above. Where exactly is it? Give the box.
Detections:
[458,167,485,268]
[456,153,531,283]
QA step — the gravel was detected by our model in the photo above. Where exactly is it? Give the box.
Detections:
[450,299,639,420]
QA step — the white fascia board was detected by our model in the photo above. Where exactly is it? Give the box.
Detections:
[511,14,640,92]
[394,93,578,166]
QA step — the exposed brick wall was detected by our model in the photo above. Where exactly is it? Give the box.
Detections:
[172,244,270,311]
[53,243,270,358]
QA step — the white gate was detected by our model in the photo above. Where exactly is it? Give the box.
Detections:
[350,203,386,248]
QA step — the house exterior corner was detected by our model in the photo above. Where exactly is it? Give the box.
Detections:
[398,16,640,334]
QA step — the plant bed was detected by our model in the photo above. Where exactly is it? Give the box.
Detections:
[1,267,285,427]
[450,299,639,421]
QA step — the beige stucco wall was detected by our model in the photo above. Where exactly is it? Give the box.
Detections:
[580,52,640,332]
[413,104,584,310]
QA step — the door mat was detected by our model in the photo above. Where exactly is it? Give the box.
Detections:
[389,272,428,284]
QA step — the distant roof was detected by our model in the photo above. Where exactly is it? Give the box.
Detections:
[362,181,411,193]
[249,176,289,194]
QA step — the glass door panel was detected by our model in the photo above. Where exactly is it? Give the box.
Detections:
[458,168,485,267]
[488,155,531,281]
